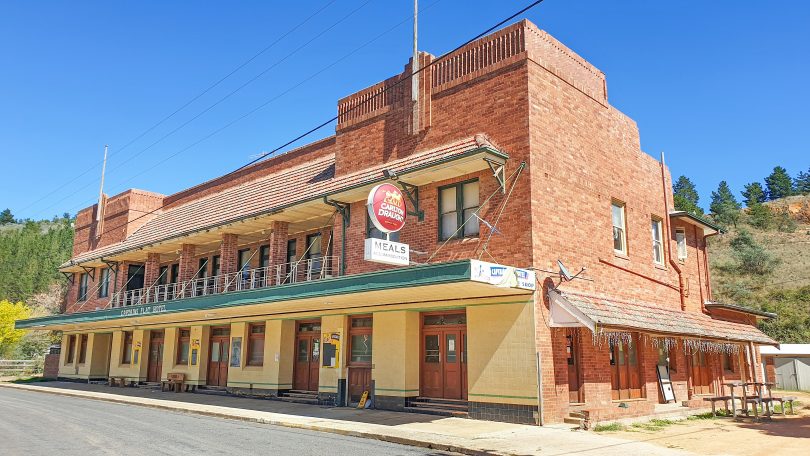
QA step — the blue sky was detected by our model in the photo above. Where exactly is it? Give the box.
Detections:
[1,1,808,220]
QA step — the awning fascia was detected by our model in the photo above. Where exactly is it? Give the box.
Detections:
[548,290,595,331]
[21,260,534,331]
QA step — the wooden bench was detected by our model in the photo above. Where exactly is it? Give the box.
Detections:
[702,395,733,415]
[768,395,797,415]
[108,376,128,387]
[161,373,186,392]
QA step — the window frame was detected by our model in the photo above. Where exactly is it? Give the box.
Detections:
[121,331,133,365]
[78,334,89,364]
[675,228,687,261]
[651,217,665,266]
[78,273,89,302]
[246,323,266,366]
[97,268,110,298]
[66,334,76,364]
[259,245,270,269]
[611,201,628,256]
[437,178,480,241]
[366,212,400,241]
[238,248,251,273]
[722,351,735,373]
[176,328,190,365]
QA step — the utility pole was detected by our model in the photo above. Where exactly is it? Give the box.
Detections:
[411,0,419,134]
[96,144,108,237]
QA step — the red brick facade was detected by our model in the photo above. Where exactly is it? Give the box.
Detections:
[58,20,770,424]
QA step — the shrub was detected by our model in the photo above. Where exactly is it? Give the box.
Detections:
[747,203,773,229]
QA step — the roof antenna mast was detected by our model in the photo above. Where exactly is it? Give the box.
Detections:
[96,144,108,237]
[411,0,419,134]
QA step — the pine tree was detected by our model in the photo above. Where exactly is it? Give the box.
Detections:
[710,181,741,226]
[0,209,13,225]
[673,175,704,215]
[795,168,810,194]
[764,166,795,200]
[741,182,767,207]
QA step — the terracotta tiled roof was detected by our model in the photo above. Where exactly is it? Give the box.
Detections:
[63,135,497,267]
[553,290,777,345]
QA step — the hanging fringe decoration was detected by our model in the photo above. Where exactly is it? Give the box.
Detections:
[590,328,742,355]
[682,338,741,355]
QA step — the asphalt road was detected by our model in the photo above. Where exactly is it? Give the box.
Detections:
[0,388,455,456]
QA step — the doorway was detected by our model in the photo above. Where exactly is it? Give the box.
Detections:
[420,312,467,400]
[565,329,583,403]
[293,320,321,391]
[347,315,373,402]
[691,350,713,395]
[609,334,643,400]
[207,327,230,387]
[147,330,164,383]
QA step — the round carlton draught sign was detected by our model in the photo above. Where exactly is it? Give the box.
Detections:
[367,183,407,233]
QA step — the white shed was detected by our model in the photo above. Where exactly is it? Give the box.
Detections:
[761,344,810,391]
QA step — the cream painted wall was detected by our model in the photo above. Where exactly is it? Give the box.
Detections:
[58,332,111,379]
[371,311,420,397]
[467,301,539,406]
[319,315,348,392]
[108,329,148,381]
[159,326,206,384]
[224,319,295,390]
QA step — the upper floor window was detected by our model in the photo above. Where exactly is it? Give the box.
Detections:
[170,263,180,283]
[198,257,209,278]
[78,273,89,302]
[98,268,110,298]
[675,229,687,261]
[367,212,400,242]
[651,218,664,265]
[158,265,169,285]
[259,245,270,269]
[212,255,221,276]
[439,180,479,241]
[306,234,323,272]
[611,202,627,255]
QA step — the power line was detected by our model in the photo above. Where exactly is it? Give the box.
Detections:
[63,0,548,262]
[33,0,375,219]
[56,0,446,218]
[19,0,339,216]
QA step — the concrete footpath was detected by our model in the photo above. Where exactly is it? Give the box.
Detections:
[0,381,691,456]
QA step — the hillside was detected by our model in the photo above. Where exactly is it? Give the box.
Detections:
[708,196,810,343]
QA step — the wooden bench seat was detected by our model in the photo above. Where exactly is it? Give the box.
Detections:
[161,373,188,393]
[108,376,128,387]
[702,396,733,414]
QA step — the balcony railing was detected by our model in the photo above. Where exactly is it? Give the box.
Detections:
[109,256,340,309]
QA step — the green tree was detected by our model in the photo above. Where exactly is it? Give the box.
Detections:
[741,182,766,207]
[0,300,31,357]
[0,208,13,225]
[747,203,773,230]
[795,168,810,194]
[764,166,795,200]
[673,175,704,215]
[710,181,741,226]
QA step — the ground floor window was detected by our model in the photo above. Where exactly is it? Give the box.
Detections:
[177,328,190,364]
[78,334,88,364]
[66,334,76,364]
[247,323,265,366]
[122,331,133,364]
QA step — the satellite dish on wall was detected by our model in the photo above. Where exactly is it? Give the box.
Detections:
[557,259,586,282]
[557,260,574,281]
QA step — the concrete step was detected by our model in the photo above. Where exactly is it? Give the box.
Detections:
[195,387,229,396]
[564,416,585,427]
[409,401,469,411]
[284,392,318,399]
[404,406,469,418]
[278,396,319,405]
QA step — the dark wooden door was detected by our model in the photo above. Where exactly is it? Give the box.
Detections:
[293,321,321,391]
[207,330,230,387]
[610,335,643,400]
[566,329,583,403]
[420,313,467,400]
[347,316,373,402]
[691,351,712,395]
[147,331,164,383]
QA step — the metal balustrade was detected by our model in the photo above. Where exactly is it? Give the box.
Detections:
[109,256,339,309]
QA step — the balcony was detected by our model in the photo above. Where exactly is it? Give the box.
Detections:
[110,256,340,309]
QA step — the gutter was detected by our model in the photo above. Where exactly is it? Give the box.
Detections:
[660,153,686,311]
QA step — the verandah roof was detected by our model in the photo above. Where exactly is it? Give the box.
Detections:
[548,290,777,345]
[61,135,506,270]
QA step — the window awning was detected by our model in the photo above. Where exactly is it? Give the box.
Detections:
[548,290,776,346]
